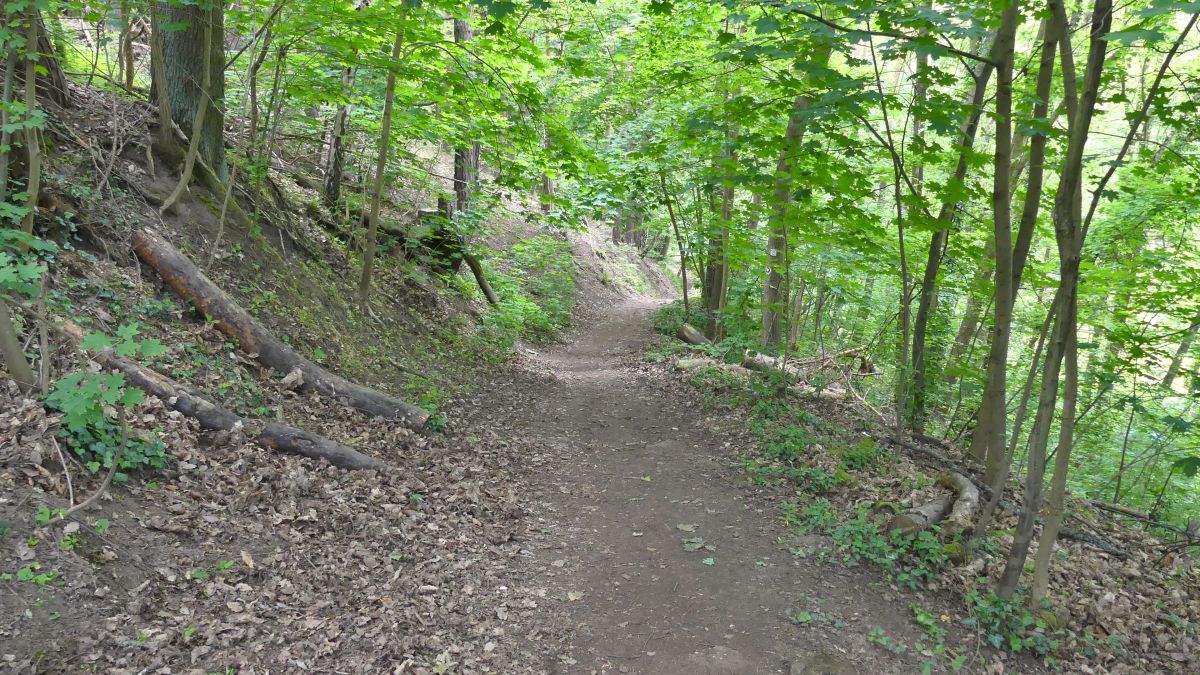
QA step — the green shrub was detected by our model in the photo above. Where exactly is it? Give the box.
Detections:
[965,589,1060,655]
[45,325,168,474]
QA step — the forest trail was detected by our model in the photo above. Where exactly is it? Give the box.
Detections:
[490,299,920,674]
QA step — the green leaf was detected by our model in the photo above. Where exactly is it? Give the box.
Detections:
[1106,28,1165,46]
[81,332,114,352]
[1171,456,1200,478]
[682,536,705,551]
[701,557,715,566]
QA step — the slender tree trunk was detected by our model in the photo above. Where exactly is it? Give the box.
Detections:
[323,63,354,209]
[452,16,479,219]
[120,0,135,90]
[246,27,274,163]
[703,123,736,339]
[0,50,17,203]
[763,92,816,347]
[359,17,406,309]
[20,14,41,236]
[997,0,1112,599]
[163,1,226,178]
[0,297,36,393]
[660,173,690,317]
[1162,320,1199,389]
[910,35,1001,431]
[1031,291,1077,606]
[1112,384,1137,503]
[968,3,1019,479]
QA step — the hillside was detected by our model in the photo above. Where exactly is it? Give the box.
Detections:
[4,2,1200,674]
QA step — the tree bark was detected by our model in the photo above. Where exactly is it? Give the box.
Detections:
[968,2,1019,480]
[359,18,406,309]
[1162,320,1199,389]
[323,62,355,209]
[0,49,16,203]
[908,34,1001,431]
[762,92,816,347]
[462,251,498,305]
[163,1,226,179]
[149,4,180,157]
[997,0,1112,599]
[1031,291,1077,606]
[660,173,691,317]
[131,229,430,429]
[0,297,36,393]
[159,5,215,215]
[21,13,41,236]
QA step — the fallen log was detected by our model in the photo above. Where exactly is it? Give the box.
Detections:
[61,323,385,471]
[131,228,429,429]
[676,323,711,346]
[940,471,980,533]
[889,494,954,536]
[742,350,799,376]
[875,434,1129,559]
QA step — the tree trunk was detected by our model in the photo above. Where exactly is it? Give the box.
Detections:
[909,35,1001,432]
[462,252,498,305]
[660,173,691,317]
[246,28,274,163]
[762,93,815,347]
[1031,291,1077,605]
[968,2,1019,479]
[702,130,736,340]
[997,0,1112,599]
[1162,320,1199,389]
[163,1,226,179]
[322,63,355,209]
[359,19,406,309]
[21,13,41,236]
[149,4,180,158]
[159,5,215,215]
[131,229,430,429]
[0,49,17,203]
[120,0,134,90]
[0,297,36,393]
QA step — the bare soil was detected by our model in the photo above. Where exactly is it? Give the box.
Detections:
[470,299,947,674]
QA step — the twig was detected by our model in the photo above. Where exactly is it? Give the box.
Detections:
[51,437,74,507]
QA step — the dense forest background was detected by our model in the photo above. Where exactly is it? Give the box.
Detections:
[2,0,1200,666]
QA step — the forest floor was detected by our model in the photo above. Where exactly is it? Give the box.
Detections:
[467,298,971,674]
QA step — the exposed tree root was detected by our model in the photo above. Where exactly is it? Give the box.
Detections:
[131,228,429,429]
[62,322,385,470]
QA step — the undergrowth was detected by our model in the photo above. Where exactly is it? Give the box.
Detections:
[654,303,1075,666]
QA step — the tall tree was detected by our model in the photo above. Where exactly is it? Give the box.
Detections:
[162,0,227,178]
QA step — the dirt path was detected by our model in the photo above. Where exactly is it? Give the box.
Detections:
[485,299,930,674]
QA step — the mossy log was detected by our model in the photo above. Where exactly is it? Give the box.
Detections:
[61,323,385,470]
[131,228,429,429]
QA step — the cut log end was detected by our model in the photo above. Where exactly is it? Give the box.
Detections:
[676,323,711,346]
